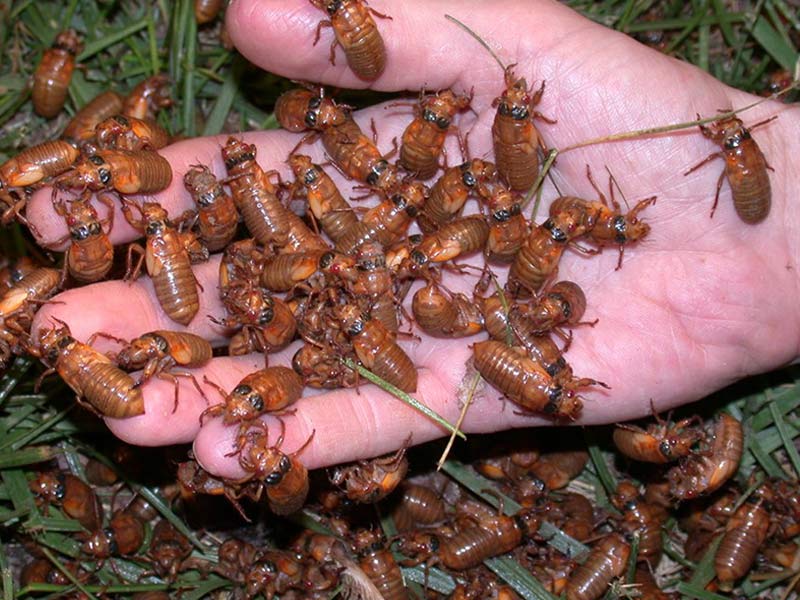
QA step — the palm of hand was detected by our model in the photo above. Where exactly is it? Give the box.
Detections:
[28,0,799,476]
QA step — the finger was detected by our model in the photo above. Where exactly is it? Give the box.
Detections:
[31,256,230,347]
[225,0,586,97]
[27,102,442,250]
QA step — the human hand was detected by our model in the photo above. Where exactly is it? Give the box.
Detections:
[28,0,800,480]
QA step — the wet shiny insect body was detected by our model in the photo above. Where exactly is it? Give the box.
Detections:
[33,322,144,418]
[276,87,349,132]
[235,423,314,515]
[520,280,587,335]
[612,482,664,565]
[338,303,417,393]
[329,443,408,503]
[194,0,224,24]
[30,470,103,530]
[289,154,358,245]
[123,202,201,325]
[57,149,172,195]
[321,116,397,190]
[492,72,550,191]
[32,30,82,118]
[146,519,192,581]
[391,482,447,531]
[412,281,483,338]
[292,343,359,389]
[62,91,125,144]
[613,414,703,463]
[406,215,489,271]
[352,529,408,600]
[201,366,303,426]
[216,285,298,354]
[418,159,496,234]
[53,196,114,283]
[122,75,172,121]
[399,89,471,179]
[94,115,170,151]
[549,189,655,270]
[112,330,212,410]
[473,340,594,420]
[222,137,292,247]
[0,256,37,290]
[183,164,239,252]
[0,140,80,190]
[310,0,388,81]
[439,509,537,570]
[528,449,589,489]
[261,250,331,293]
[82,509,145,559]
[485,185,529,262]
[685,115,772,224]
[715,499,770,585]
[565,533,630,600]
[668,413,743,499]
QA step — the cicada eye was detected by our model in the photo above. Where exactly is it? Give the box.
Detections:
[98,168,111,185]
[249,394,264,412]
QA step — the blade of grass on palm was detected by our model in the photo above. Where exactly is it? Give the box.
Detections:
[77,18,149,62]
[750,15,800,71]
[485,556,558,600]
[769,400,800,477]
[342,359,465,439]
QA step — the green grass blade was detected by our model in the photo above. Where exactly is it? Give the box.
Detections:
[0,541,13,600]
[77,18,149,62]
[0,446,56,469]
[0,357,33,404]
[676,582,731,600]
[202,69,237,136]
[401,566,457,594]
[584,430,617,500]
[181,3,197,137]
[750,15,800,71]
[769,400,800,477]
[687,533,723,588]
[485,556,558,600]
[342,358,465,440]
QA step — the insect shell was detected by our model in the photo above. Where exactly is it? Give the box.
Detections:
[81,509,145,559]
[53,196,114,284]
[146,519,193,581]
[221,137,292,247]
[93,114,170,151]
[438,509,538,571]
[328,442,409,503]
[235,423,314,516]
[412,281,483,338]
[418,159,496,234]
[404,215,489,273]
[32,30,82,118]
[399,89,472,180]
[292,343,359,389]
[520,280,587,334]
[63,92,125,144]
[183,164,239,252]
[668,413,743,500]
[201,366,303,426]
[194,0,225,25]
[351,529,409,600]
[29,470,103,531]
[122,74,173,121]
[484,184,529,262]
[612,415,703,463]
[714,497,770,586]
[472,340,588,420]
[337,303,417,393]
[218,285,298,353]
[565,533,631,600]
[687,115,772,224]
[123,202,201,326]
[391,482,447,532]
[276,87,349,132]
[310,0,388,81]
[321,116,397,190]
[0,140,80,189]
[289,154,358,245]
[34,322,144,418]
[57,149,172,195]
[492,71,550,191]
[527,449,589,490]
